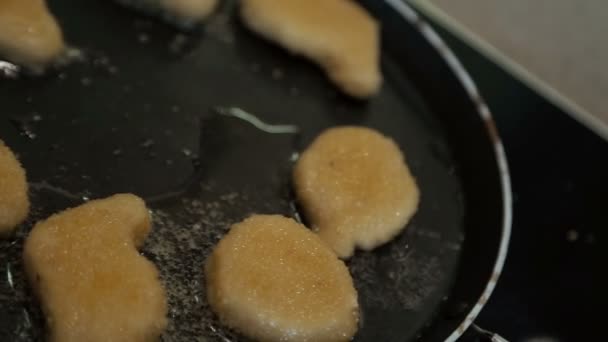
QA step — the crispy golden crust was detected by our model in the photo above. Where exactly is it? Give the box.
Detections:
[240,0,381,98]
[206,215,359,342]
[23,194,167,342]
[0,0,64,71]
[293,127,420,258]
[0,140,29,235]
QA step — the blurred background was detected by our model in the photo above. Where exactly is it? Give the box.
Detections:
[405,1,605,341]
[409,0,608,140]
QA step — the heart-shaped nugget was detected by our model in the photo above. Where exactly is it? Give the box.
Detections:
[23,194,167,342]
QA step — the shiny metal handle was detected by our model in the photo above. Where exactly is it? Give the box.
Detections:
[471,324,509,342]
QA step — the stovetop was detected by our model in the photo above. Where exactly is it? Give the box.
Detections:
[429,20,604,342]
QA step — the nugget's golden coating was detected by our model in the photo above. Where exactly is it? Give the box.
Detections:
[240,0,382,98]
[0,0,65,71]
[23,194,167,342]
[294,127,420,258]
[0,140,29,235]
[206,215,359,342]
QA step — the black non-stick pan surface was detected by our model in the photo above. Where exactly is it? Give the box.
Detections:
[0,0,511,341]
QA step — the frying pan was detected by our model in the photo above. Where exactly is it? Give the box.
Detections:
[0,0,512,341]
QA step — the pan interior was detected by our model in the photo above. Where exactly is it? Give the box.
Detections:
[0,0,471,341]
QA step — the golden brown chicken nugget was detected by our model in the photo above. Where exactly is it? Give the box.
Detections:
[23,194,167,342]
[240,0,382,98]
[0,0,65,71]
[206,215,359,342]
[0,140,29,236]
[293,127,420,258]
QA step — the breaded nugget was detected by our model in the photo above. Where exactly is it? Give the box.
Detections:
[23,194,167,342]
[0,0,65,71]
[0,140,29,235]
[240,0,382,98]
[115,0,218,25]
[293,127,420,258]
[206,215,359,342]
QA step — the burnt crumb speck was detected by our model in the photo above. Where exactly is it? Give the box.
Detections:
[471,92,483,107]
[483,118,501,144]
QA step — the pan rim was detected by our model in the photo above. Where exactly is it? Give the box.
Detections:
[382,0,513,340]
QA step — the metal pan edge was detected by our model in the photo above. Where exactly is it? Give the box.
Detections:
[382,0,513,340]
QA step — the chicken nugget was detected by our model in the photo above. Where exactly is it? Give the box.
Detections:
[293,127,420,258]
[23,194,167,342]
[240,0,381,98]
[0,0,65,71]
[206,214,359,342]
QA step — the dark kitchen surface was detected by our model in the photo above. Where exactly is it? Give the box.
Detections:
[426,18,604,342]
